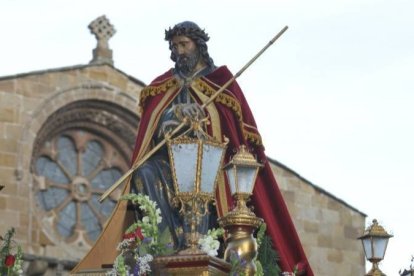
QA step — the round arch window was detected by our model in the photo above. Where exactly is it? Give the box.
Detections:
[31,100,139,250]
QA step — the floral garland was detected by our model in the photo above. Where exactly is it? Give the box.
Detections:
[107,193,226,276]
[107,193,304,275]
[0,228,23,276]
[106,193,173,276]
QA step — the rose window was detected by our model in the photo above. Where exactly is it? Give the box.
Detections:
[31,100,139,250]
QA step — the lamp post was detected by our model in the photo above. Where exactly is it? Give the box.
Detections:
[167,127,227,255]
[219,145,263,276]
[358,219,393,276]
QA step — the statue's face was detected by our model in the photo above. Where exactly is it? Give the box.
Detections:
[171,35,197,57]
[171,35,200,76]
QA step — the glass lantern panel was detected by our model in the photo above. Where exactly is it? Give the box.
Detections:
[372,237,388,259]
[236,166,257,193]
[362,238,373,259]
[225,166,237,195]
[200,144,225,193]
[171,143,198,192]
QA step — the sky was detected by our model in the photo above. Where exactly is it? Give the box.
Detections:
[1,0,413,274]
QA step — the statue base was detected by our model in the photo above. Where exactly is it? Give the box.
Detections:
[152,253,231,276]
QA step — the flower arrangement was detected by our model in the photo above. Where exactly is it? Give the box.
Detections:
[0,228,23,276]
[107,193,228,275]
[108,193,290,276]
[106,193,175,276]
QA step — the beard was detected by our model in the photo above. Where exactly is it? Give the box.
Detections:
[175,49,200,77]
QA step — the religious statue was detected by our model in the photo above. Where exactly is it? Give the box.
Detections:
[129,21,221,249]
[73,21,313,275]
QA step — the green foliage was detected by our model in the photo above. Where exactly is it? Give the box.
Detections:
[255,259,264,276]
[110,193,175,275]
[256,223,281,275]
[206,228,224,239]
[113,255,127,276]
[0,227,24,275]
[121,193,161,243]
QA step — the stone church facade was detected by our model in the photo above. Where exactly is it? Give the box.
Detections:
[0,17,365,275]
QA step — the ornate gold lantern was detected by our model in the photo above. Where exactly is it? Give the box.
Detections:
[167,130,227,254]
[358,219,393,276]
[219,145,263,275]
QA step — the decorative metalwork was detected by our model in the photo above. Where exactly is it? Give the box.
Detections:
[167,121,227,254]
[358,219,393,276]
[219,145,263,276]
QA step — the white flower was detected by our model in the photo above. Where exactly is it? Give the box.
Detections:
[198,235,220,257]
[137,254,154,274]
[116,239,133,251]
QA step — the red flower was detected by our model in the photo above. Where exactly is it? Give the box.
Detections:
[134,228,144,240]
[4,254,15,267]
[123,227,144,241]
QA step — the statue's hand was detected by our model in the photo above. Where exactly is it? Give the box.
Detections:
[160,120,180,137]
[178,103,206,120]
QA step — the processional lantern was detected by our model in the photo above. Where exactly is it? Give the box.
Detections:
[219,145,263,276]
[167,120,227,254]
[223,145,263,209]
[358,219,393,276]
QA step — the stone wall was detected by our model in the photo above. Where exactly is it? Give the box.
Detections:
[0,64,144,274]
[270,159,366,275]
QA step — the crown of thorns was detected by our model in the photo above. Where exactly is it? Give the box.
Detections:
[165,21,210,42]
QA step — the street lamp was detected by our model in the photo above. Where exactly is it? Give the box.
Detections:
[167,128,227,254]
[358,219,393,276]
[219,145,263,276]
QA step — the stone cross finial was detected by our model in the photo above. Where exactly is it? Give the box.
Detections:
[88,15,116,65]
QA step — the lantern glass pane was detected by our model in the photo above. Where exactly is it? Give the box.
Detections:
[236,166,256,193]
[171,143,198,192]
[372,237,388,259]
[362,238,373,259]
[201,144,224,193]
[225,166,237,195]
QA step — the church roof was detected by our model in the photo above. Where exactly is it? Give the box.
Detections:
[267,156,367,217]
[0,63,146,87]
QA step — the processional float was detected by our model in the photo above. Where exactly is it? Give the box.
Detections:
[74,26,288,276]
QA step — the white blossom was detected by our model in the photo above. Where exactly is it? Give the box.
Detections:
[137,254,154,274]
[198,235,220,256]
[116,239,133,251]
